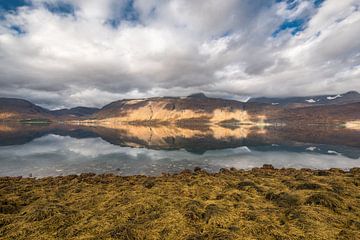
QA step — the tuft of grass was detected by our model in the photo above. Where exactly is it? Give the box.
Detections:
[295,182,322,190]
[187,228,236,240]
[184,200,203,222]
[305,192,343,211]
[109,225,137,240]
[265,192,301,208]
[202,204,223,223]
[24,202,77,222]
[0,200,20,214]
[237,181,262,192]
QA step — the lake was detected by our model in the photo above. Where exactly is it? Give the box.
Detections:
[0,123,359,177]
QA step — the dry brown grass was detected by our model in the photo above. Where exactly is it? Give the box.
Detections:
[1,167,360,239]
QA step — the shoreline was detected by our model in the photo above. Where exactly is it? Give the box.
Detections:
[1,166,359,239]
[1,165,359,179]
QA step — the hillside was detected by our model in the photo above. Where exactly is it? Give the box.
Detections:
[0,98,52,121]
[51,107,99,117]
[249,91,360,107]
[92,95,273,125]
[0,98,98,121]
[266,102,360,125]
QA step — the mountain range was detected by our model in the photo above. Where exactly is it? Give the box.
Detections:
[249,91,360,107]
[0,91,360,126]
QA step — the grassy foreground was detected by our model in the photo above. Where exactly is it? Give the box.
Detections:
[1,167,360,240]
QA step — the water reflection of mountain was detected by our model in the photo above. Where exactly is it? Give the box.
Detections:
[0,123,359,159]
[0,124,99,146]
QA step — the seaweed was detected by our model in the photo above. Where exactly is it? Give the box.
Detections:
[0,168,359,239]
[265,192,301,208]
[305,192,342,211]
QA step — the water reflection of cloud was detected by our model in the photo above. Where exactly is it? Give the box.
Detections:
[0,134,359,178]
[207,151,360,170]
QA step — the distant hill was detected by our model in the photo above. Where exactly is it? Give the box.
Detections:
[0,98,98,121]
[266,102,360,125]
[51,107,99,117]
[187,93,208,99]
[249,91,360,107]
[0,98,52,120]
[0,98,50,114]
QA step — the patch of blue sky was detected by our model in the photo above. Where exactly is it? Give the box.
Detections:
[275,0,326,9]
[0,1,26,33]
[10,24,26,35]
[220,30,233,38]
[122,0,139,22]
[272,18,306,37]
[314,0,325,8]
[0,1,75,17]
[43,2,75,16]
[275,0,299,10]
[0,0,29,11]
[106,0,139,28]
[208,30,233,42]
[0,0,29,19]
[272,0,326,37]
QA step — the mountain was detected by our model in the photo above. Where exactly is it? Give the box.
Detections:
[249,91,360,107]
[51,107,99,117]
[266,102,360,125]
[0,98,52,121]
[93,94,273,125]
[187,92,208,99]
[0,98,98,121]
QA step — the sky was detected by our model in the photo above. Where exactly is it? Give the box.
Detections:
[0,0,359,109]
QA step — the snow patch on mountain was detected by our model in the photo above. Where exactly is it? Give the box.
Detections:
[306,147,317,151]
[328,150,340,155]
[326,95,342,100]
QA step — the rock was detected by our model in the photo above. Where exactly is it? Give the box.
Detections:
[262,164,275,170]
[143,179,155,189]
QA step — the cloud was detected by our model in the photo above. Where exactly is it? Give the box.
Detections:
[0,0,359,108]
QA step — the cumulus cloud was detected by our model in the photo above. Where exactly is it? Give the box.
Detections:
[0,0,359,108]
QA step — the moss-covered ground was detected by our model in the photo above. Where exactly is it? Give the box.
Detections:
[1,167,359,240]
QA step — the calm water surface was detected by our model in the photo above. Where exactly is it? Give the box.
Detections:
[0,124,359,177]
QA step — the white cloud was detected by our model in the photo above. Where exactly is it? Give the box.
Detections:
[0,0,359,108]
